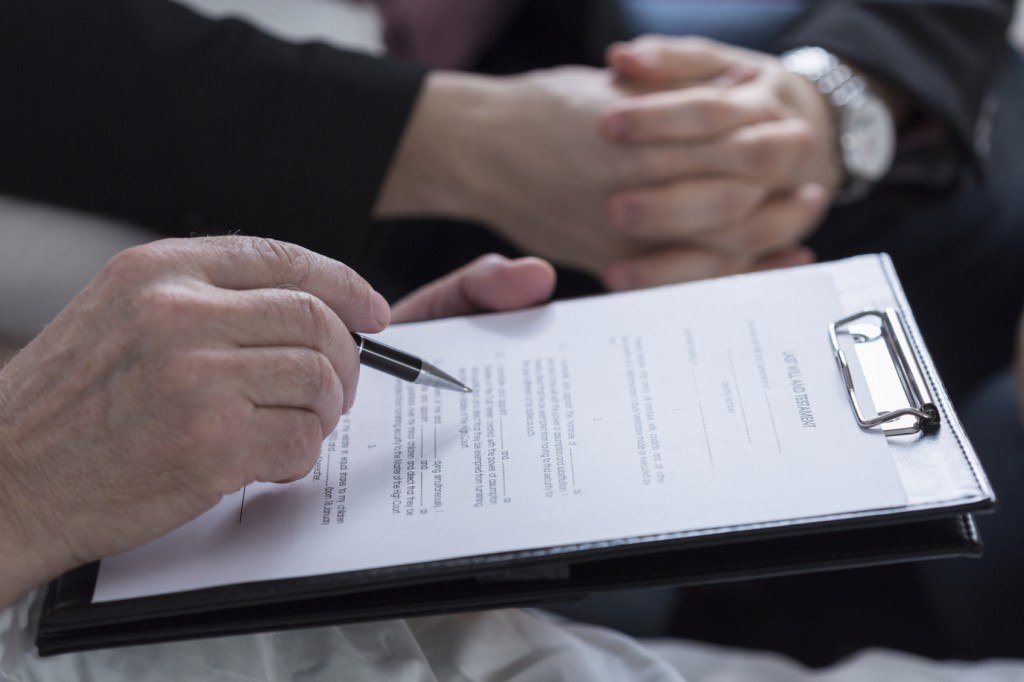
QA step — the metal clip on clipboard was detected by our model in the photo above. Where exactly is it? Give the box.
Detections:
[829,308,940,436]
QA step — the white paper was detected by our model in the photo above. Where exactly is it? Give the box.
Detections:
[94,267,906,602]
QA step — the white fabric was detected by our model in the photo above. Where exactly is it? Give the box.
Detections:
[0,195,157,344]
[172,0,385,54]
[3,589,1024,681]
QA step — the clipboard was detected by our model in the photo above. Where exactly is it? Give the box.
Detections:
[831,308,938,436]
[35,254,996,655]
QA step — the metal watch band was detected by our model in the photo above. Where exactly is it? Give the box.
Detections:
[780,46,895,202]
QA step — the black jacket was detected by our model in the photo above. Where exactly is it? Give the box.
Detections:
[0,0,426,262]
[773,0,1013,163]
[0,0,1013,263]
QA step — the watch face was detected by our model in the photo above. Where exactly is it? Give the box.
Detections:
[841,96,896,182]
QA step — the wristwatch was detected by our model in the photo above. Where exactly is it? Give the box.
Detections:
[780,46,896,202]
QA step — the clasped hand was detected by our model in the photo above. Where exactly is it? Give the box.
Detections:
[599,35,841,289]
[469,36,839,289]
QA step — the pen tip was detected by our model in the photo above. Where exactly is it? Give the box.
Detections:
[462,386,473,393]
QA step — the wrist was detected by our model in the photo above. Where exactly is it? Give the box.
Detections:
[784,68,844,193]
[781,47,897,203]
[0,403,75,608]
[374,71,507,224]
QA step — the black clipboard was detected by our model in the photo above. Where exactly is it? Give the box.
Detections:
[35,254,996,656]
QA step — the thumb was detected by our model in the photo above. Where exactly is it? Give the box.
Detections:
[391,255,557,323]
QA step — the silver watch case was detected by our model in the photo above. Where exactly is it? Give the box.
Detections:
[840,93,896,182]
[781,46,895,186]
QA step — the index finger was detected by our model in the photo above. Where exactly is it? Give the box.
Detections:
[168,236,391,333]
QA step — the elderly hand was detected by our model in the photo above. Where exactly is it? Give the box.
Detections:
[596,36,839,281]
[0,237,389,607]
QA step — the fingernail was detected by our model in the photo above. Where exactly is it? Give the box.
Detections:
[629,44,659,69]
[371,290,391,328]
[800,183,829,207]
[611,199,639,228]
[604,112,630,140]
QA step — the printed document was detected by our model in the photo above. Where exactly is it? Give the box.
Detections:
[94,268,906,602]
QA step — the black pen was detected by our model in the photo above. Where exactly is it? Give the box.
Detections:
[351,332,471,393]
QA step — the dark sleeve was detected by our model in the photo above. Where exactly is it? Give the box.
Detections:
[773,0,1013,162]
[0,0,428,262]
